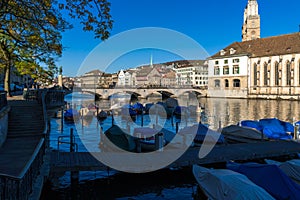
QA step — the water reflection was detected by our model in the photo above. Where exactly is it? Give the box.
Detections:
[198,98,300,129]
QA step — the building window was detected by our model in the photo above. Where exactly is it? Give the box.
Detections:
[233,58,240,63]
[286,61,291,86]
[224,60,228,64]
[233,65,239,74]
[275,62,279,86]
[214,80,220,88]
[253,63,258,86]
[225,79,229,88]
[215,61,219,65]
[263,62,268,86]
[223,66,229,75]
[214,67,220,75]
[298,60,300,85]
[233,79,240,88]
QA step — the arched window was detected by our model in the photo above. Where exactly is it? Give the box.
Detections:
[214,80,220,88]
[233,79,240,88]
[253,63,257,86]
[274,62,279,86]
[263,62,268,86]
[298,59,300,85]
[286,61,291,86]
[225,79,229,88]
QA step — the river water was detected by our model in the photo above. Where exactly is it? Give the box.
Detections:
[41,94,300,199]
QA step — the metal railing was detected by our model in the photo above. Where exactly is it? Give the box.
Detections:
[0,139,45,200]
[0,92,7,111]
[0,89,58,199]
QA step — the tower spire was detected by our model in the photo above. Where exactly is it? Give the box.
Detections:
[242,0,260,41]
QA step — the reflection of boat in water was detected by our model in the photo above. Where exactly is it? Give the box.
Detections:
[192,165,274,200]
[227,162,300,200]
[64,109,80,122]
[79,107,95,117]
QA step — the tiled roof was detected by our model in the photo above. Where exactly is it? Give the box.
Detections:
[210,32,300,59]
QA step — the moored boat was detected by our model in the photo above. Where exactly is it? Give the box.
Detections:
[64,108,80,122]
[133,127,166,151]
[97,110,108,121]
[265,159,300,184]
[239,118,294,140]
[192,165,274,200]
[227,162,300,200]
[221,125,267,143]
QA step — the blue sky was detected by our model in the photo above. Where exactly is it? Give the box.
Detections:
[59,0,300,76]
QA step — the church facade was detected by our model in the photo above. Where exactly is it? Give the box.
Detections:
[207,0,300,99]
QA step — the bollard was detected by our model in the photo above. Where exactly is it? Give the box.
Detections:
[141,111,144,127]
[294,124,299,140]
[218,120,221,129]
[70,128,75,152]
[135,133,141,153]
[61,107,64,132]
[155,132,164,151]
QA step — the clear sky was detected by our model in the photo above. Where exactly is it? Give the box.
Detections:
[59,0,300,76]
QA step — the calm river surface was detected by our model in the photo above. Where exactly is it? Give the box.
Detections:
[41,95,300,199]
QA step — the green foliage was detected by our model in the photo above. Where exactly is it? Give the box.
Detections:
[0,0,113,93]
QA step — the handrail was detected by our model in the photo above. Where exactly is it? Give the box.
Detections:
[0,138,45,179]
[0,92,7,110]
[41,90,49,135]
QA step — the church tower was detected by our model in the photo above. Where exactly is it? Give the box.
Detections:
[242,0,260,41]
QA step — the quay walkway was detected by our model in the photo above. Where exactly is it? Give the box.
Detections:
[0,90,65,200]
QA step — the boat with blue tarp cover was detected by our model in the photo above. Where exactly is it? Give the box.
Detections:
[239,118,294,140]
[227,162,300,200]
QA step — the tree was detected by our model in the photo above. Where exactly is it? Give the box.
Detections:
[0,0,113,96]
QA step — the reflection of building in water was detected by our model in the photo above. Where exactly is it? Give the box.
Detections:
[198,98,300,129]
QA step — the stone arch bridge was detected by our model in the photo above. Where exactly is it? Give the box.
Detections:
[80,87,207,100]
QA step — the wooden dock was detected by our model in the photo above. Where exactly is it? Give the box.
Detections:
[50,140,300,173]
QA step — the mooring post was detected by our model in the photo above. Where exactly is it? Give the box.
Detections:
[70,128,75,152]
[126,122,130,133]
[155,132,164,151]
[294,124,299,140]
[141,111,144,127]
[176,122,179,133]
[61,106,64,132]
[135,133,141,153]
